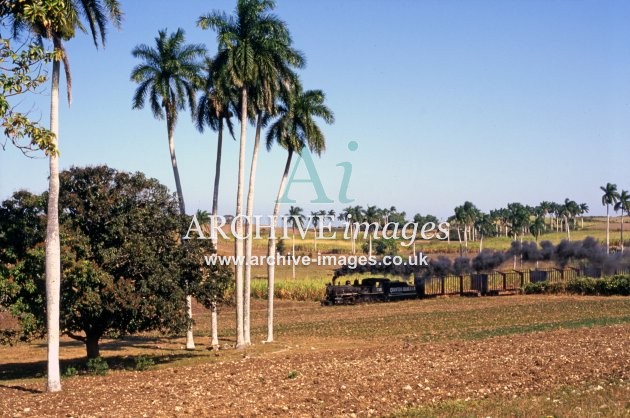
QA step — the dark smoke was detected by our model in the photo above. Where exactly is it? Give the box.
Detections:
[472,249,507,272]
[333,237,630,279]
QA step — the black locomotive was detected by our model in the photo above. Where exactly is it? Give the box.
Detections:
[321,277,418,305]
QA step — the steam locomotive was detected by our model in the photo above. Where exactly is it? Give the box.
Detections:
[321,277,419,305]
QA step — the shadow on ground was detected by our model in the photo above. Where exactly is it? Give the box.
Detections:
[0,336,222,381]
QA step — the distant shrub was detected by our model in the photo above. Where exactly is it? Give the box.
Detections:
[134,355,154,371]
[566,278,597,295]
[86,357,109,375]
[276,239,286,256]
[63,366,78,377]
[524,281,548,294]
[362,238,399,256]
[527,274,630,296]
[287,370,299,379]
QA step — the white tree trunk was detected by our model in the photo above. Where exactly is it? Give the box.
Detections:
[166,110,194,350]
[185,295,194,349]
[210,301,219,349]
[621,214,623,254]
[211,120,224,249]
[45,51,62,393]
[234,88,247,348]
[209,122,223,349]
[606,205,610,254]
[291,230,296,279]
[243,113,263,346]
[266,150,293,343]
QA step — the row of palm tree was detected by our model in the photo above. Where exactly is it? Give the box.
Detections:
[131,0,334,348]
[447,199,591,256]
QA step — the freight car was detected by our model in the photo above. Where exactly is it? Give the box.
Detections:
[321,277,418,305]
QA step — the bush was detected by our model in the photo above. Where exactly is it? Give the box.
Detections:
[63,366,78,378]
[276,239,286,256]
[134,355,154,371]
[524,281,547,294]
[527,274,630,296]
[607,274,630,295]
[86,357,109,375]
[566,278,597,295]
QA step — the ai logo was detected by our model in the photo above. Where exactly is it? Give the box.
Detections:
[279,140,358,204]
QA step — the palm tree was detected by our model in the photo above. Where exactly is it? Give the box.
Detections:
[264,85,334,342]
[529,215,546,242]
[561,198,579,240]
[198,0,303,348]
[286,206,305,279]
[601,183,620,254]
[475,212,494,252]
[578,203,589,229]
[310,210,320,252]
[615,190,630,253]
[196,58,235,350]
[362,205,381,257]
[241,21,303,347]
[197,57,236,248]
[131,28,205,350]
[10,0,122,393]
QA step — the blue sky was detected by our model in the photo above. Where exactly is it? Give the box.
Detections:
[2,0,630,219]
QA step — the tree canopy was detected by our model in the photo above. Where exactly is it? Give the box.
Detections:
[0,165,232,358]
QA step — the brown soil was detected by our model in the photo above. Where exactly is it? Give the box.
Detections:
[1,296,629,417]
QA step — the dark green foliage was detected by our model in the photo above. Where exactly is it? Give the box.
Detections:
[276,238,286,255]
[63,366,78,378]
[86,357,108,375]
[565,275,630,296]
[0,166,232,358]
[362,238,399,256]
[374,238,399,256]
[524,275,630,296]
[134,355,154,371]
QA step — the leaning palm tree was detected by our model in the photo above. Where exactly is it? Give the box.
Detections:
[264,85,334,342]
[131,28,205,350]
[9,0,122,393]
[198,0,302,348]
[615,190,630,253]
[601,183,620,254]
[286,206,305,279]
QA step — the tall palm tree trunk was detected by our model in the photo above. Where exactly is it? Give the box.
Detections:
[45,50,62,393]
[621,214,623,254]
[291,227,296,279]
[243,112,263,346]
[209,119,224,350]
[266,150,293,343]
[166,111,195,350]
[211,119,224,248]
[234,88,247,348]
[606,205,610,254]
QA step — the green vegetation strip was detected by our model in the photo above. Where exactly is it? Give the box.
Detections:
[462,316,630,340]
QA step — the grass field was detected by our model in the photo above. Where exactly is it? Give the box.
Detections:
[1,295,629,416]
